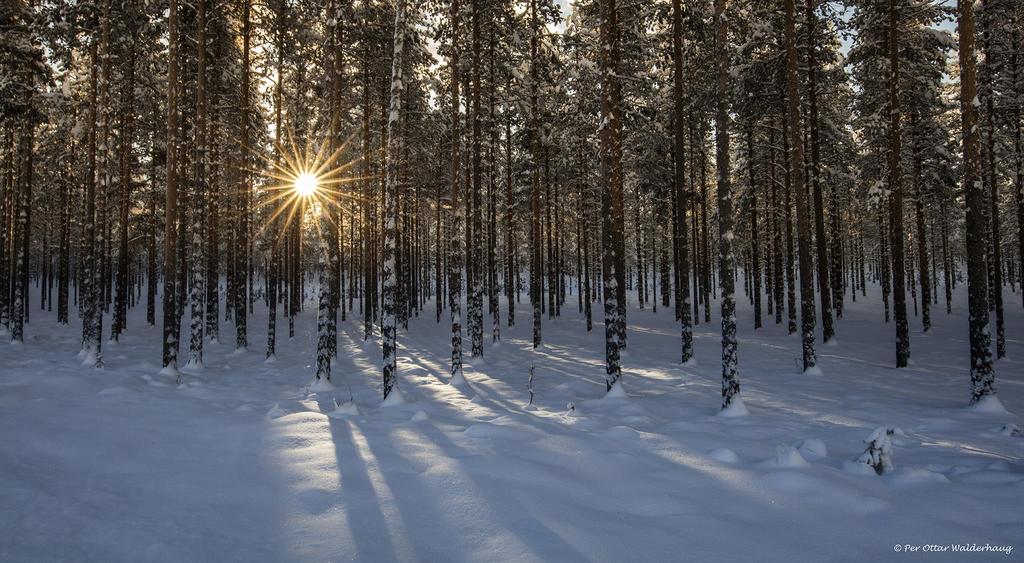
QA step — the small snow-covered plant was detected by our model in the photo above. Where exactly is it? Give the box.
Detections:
[856,426,902,475]
[566,401,576,415]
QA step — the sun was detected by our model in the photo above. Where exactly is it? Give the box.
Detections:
[294,172,319,197]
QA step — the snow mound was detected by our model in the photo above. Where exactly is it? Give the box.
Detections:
[997,424,1021,437]
[889,468,950,488]
[761,472,890,514]
[794,438,828,458]
[717,395,749,418]
[410,410,429,422]
[803,365,824,376]
[842,459,879,476]
[308,378,335,393]
[266,404,287,419]
[987,461,1011,472]
[605,426,642,441]
[762,445,809,468]
[97,386,128,396]
[708,448,740,463]
[604,380,628,399]
[971,395,1012,416]
[449,371,468,387]
[327,401,360,418]
[381,387,406,407]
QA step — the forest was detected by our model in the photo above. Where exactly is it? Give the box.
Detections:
[0,0,1022,560]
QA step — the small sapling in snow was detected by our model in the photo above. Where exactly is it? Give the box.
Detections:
[856,426,902,475]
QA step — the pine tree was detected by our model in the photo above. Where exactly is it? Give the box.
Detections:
[382,0,407,402]
[162,0,180,374]
[784,0,816,372]
[187,0,209,370]
[887,0,910,368]
[958,0,996,404]
[671,0,693,364]
[599,0,625,392]
[715,0,740,410]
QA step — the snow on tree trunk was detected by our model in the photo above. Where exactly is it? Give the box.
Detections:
[187,0,208,370]
[449,0,464,383]
[671,0,693,365]
[381,0,406,402]
[958,0,996,404]
[316,229,332,383]
[715,0,740,411]
[599,0,625,392]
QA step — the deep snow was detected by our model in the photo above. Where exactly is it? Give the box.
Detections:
[0,282,1021,562]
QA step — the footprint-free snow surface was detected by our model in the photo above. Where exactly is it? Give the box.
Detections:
[1,285,1021,562]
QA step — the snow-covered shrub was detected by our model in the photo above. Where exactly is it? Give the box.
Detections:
[855,426,902,475]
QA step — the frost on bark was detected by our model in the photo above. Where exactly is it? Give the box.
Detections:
[448,0,464,382]
[957,0,995,404]
[381,0,407,401]
[469,0,484,358]
[187,0,209,370]
[315,230,332,383]
[599,0,626,391]
[671,0,693,364]
[715,0,739,409]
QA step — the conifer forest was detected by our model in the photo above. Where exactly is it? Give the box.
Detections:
[1,0,1022,560]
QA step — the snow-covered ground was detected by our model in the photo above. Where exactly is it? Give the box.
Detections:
[1,283,1021,562]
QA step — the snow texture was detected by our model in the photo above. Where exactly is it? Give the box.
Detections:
[0,283,1021,561]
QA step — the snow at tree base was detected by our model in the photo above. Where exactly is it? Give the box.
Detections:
[2,0,1024,560]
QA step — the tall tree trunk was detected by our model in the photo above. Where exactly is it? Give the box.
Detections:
[529,0,542,349]
[469,0,484,358]
[958,0,995,404]
[381,0,407,401]
[911,112,931,332]
[188,0,208,369]
[806,0,833,343]
[888,0,909,367]
[163,0,180,373]
[672,0,693,363]
[716,0,741,410]
[235,0,251,351]
[449,0,464,381]
[784,0,817,371]
[599,0,625,392]
[747,122,762,330]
